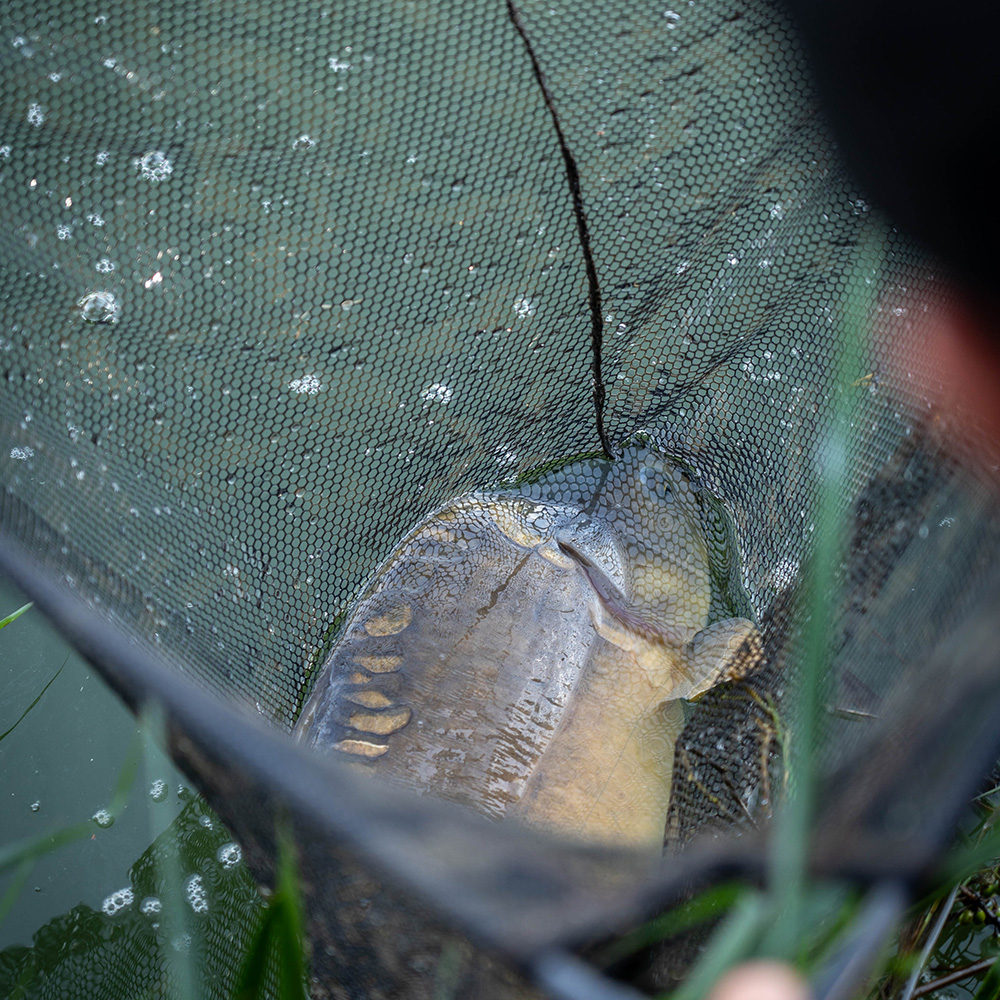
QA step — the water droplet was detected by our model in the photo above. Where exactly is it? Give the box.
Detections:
[77,290,120,324]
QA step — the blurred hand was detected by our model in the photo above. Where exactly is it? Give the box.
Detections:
[706,960,811,1000]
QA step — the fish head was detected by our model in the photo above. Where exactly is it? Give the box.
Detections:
[591,448,714,636]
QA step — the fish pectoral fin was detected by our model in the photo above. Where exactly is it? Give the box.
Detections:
[677,618,761,701]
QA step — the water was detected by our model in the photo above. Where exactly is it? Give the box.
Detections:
[0,571,186,950]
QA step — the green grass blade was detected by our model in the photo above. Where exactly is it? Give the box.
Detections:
[0,856,34,926]
[763,231,881,959]
[232,906,280,1000]
[0,602,32,630]
[596,882,745,967]
[274,816,309,1000]
[230,813,309,1000]
[663,892,769,1000]
[0,820,94,874]
[973,952,1000,1000]
[136,704,201,1000]
[0,659,66,743]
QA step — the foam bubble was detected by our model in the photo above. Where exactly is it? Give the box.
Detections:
[217,842,242,869]
[91,808,114,828]
[135,150,173,182]
[186,874,208,913]
[101,887,134,916]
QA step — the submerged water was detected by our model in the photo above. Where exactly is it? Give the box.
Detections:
[0,571,186,950]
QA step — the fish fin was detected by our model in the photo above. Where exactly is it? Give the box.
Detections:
[678,618,761,700]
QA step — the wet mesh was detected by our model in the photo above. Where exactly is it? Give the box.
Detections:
[2,0,1000,997]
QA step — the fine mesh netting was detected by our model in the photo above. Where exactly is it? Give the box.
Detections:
[3,0,1000,997]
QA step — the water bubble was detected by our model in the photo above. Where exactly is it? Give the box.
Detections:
[288,373,321,395]
[327,57,351,71]
[92,808,114,828]
[101,887,134,916]
[513,296,536,318]
[77,290,120,324]
[292,134,316,149]
[217,842,242,869]
[140,896,162,916]
[96,257,115,273]
[27,103,44,127]
[186,874,209,913]
[135,150,173,182]
[420,383,453,405]
[30,800,40,812]
[149,778,168,802]
[10,446,34,460]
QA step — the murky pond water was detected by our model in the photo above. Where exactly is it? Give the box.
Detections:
[0,571,186,949]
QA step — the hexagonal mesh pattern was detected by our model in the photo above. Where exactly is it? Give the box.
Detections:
[2,0,1000,996]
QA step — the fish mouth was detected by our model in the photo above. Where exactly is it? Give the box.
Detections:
[556,538,683,645]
